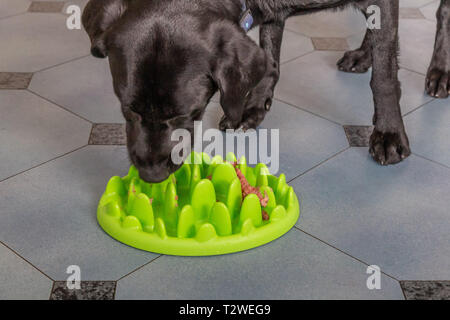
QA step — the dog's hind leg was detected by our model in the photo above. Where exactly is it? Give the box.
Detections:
[425,0,450,99]
[366,0,411,165]
[220,22,283,130]
[337,9,372,73]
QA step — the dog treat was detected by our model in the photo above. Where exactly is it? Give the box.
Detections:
[232,162,270,220]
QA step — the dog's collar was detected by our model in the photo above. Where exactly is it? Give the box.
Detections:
[239,0,253,32]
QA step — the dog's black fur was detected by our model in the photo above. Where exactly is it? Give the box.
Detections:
[338,0,450,99]
[82,0,448,182]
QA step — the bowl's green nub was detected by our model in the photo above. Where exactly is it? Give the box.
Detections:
[97,152,300,256]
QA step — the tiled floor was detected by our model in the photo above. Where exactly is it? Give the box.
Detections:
[0,0,449,300]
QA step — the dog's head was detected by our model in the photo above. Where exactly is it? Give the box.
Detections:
[83,0,268,182]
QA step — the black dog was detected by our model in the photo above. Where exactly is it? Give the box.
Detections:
[82,0,446,183]
[337,0,450,99]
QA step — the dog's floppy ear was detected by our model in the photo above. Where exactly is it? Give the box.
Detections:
[211,25,268,128]
[82,0,127,58]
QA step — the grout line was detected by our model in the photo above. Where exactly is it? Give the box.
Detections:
[402,98,435,117]
[288,147,350,184]
[0,11,28,20]
[417,0,440,9]
[412,153,450,171]
[116,255,163,282]
[34,54,91,74]
[400,282,408,300]
[293,226,400,282]
[0,239,55,282]
[0,144,88,184]
[399,66,427,77]
[48,281,56,300]
[273,97,343,126]
[112,281,118,300]
[26,88,94,124]
[280,48,316,66]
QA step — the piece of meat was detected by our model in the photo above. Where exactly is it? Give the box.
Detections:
[232,162,270,220]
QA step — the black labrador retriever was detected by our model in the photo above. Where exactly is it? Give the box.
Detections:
[82,0,449,183]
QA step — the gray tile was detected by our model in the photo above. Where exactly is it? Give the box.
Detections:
[0,0,30,19]
[50,281,116,300]
[285,7,367,38]
[399,18,436,74]
[0,90,91,181]
[401,281,450,300]
[29,56,124,123]
[420,0,440,21]
[405,99,450,168]
[198,100,348,181]
[292,148,450,280]
[344,126,373,147]
[0,146,159,280]
[276,51,433,125]
[400,8,426,19]
[400,0,438,8]
[0,13,90,72]
[0,243,52,300]
[260,100,348,180]
[89,124,126,145]
[0,72,33,89]
[312,38,349,51]
[247,27,314,64]
[116,229,403,300]
[28,1,64,13]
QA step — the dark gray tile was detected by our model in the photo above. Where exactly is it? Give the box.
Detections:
[401,281,450,300]
[0,72,33,89]
[400,8,426,19]
[311,37,349,51]
[89,124,126,145]
[343,125,373,147]
[28,1,65,13]
[50,281,116,300]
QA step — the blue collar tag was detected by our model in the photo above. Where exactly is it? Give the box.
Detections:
[239,0,253,32]
[240,9,254,32]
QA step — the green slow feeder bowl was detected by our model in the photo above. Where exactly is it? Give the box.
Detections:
[97,152,300,256]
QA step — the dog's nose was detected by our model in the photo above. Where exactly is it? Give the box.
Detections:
[138,166,171,183]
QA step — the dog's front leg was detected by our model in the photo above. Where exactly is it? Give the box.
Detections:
[337,10,373,73]
[220,22,284,130]
[426,0,450,99]
[367,0,411,165]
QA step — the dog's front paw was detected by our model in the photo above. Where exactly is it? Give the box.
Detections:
[426,68,449,99]
[218,99,271,132]
[369,129,411,165]
[337,49,372,73]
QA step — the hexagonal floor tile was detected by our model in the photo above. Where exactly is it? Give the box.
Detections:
[405,99,450,168]
[0,145,159,280]
[0,12,90,72]
[0,90,91,181]
[29,56,124,123]
[275,51,433,125]
[292,148,450,280]
[247,27,314,64]
[0,243,52,300]
[398,18,436,75]
[0,0,30,19]
[116,229,403,299]
[285,7,367,38]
